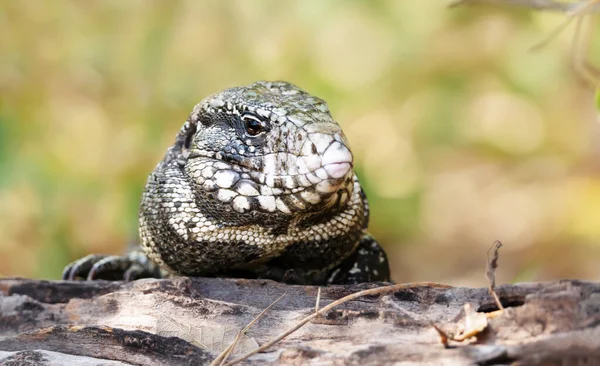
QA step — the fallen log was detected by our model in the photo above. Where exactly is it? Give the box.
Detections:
[1,277,600,365]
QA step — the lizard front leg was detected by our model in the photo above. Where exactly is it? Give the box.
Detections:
[326,234,391,284]
[247,234,391,285]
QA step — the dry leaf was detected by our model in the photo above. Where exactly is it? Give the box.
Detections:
[433,303,489,346]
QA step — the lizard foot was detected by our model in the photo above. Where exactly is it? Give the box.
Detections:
[232,234,391,285]
[62,251,162,281]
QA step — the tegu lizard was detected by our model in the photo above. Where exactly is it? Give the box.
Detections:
[63,81,390,285]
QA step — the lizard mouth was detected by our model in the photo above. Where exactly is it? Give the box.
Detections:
[187,140,354,191]
[185,135,355,214]
[323,162,352,179]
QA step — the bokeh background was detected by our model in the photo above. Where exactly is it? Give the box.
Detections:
[1,1,599,286]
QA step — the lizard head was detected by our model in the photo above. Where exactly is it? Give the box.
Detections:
[174,81,356,215]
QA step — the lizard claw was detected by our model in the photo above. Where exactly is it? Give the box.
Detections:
[123,262,148,281]
[62,254,108,281]
[87,255,135,280]
[62,251,162,281]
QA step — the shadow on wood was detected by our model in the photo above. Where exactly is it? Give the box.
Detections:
[2,277,600,365]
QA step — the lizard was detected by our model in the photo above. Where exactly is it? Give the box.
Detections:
[62,81,391,285]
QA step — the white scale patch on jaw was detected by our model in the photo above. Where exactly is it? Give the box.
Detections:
[259,185,273,196]
[275,198,291,214]
[306,173,320,185]
[203,180,218,191]
[217,189,237,203]
[257,195,277,212]
[297,175,312,188]
[300,190,321,204]
[283,176,295,189]
[232,196,251,213]
[214,170,240,188]
[201,167,216,179]
[236,181,260,196]
[314,168,329,180]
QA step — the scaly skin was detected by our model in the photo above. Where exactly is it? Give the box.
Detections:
[63,81,390,285]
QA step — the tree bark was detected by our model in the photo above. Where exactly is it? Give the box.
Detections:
[1,277,600,365]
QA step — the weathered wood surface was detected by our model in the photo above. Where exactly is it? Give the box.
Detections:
[1,277,600,365]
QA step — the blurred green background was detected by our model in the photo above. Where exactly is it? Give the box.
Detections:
[1,1,599,286]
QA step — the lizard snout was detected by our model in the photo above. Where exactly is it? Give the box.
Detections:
[321,141,353,179]
[303,131,354,180]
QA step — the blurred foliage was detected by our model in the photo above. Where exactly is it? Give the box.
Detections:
[1,0,599,286]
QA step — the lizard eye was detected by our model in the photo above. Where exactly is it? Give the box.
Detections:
[242,115,264,136]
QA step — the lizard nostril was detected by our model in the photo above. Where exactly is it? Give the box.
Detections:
[311,143,317,155]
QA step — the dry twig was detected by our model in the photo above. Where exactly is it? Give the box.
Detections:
[211,292,286,366]
[315,287,321,313]
[433,241,507,347]
[451,0,600,86]
[486,240,504,311]
[449,0,600,12]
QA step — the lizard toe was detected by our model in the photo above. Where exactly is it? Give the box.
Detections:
[63,254,108,281]
[87,255,133,281]
[123,263,146,281]
[61,262,75,281]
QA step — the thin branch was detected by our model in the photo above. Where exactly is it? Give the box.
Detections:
[486,241,504,311]
[567,0,600,16]
[449,0,600,13]
[211,292,287,366]
[452,0,600,86]
[222,282,452,366]
[530,15,576,51]
[315,287,321,313]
